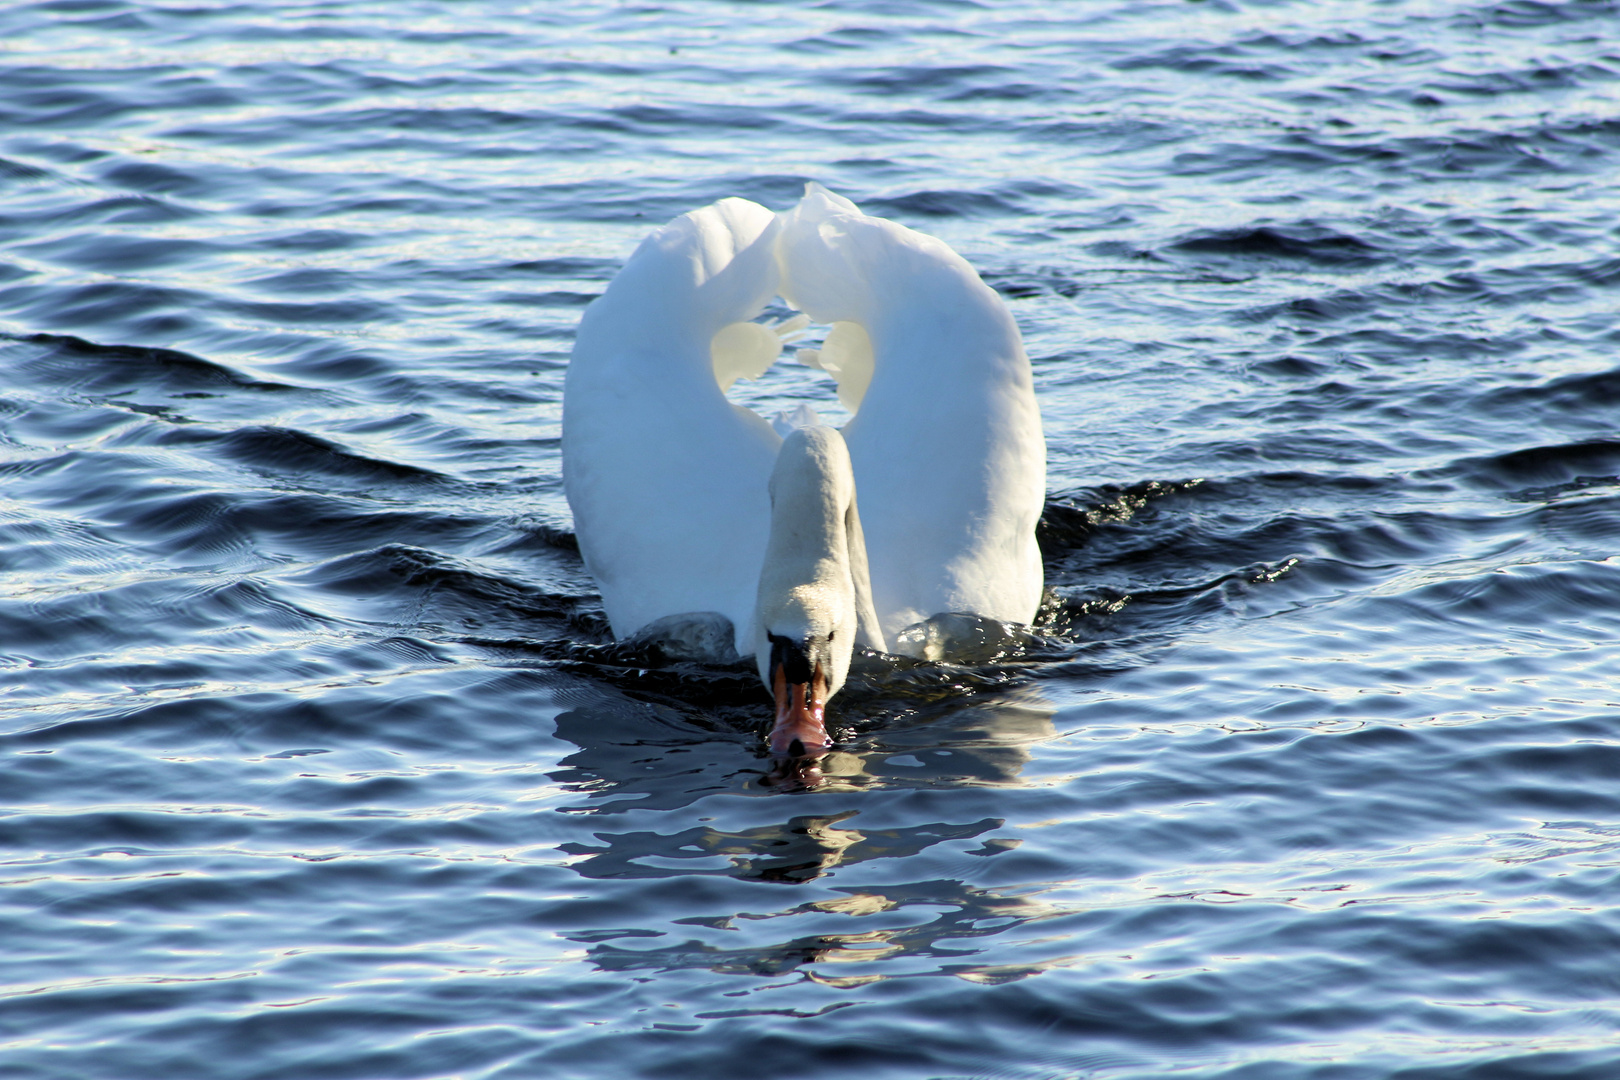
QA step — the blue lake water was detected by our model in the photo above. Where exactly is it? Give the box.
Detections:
[3,1,1619,1077]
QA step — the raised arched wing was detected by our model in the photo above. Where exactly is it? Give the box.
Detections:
[563,198,785,651]
[776,185,1046,641]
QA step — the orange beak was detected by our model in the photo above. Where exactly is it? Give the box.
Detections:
[769,661,830,758]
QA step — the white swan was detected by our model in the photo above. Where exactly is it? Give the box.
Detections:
[562,185,1044,756]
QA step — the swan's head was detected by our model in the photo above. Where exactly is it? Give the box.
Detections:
[754,426,870,758]
[764,616,841,759]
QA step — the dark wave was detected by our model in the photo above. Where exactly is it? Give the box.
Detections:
[6,331,299,394]
[1168,223,1385,268]
[1433,438,1620,499]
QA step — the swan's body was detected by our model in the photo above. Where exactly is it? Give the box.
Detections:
[562,185,1044,754]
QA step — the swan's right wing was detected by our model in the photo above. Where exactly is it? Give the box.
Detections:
[777,185,1046,642]
[563,198,784,652]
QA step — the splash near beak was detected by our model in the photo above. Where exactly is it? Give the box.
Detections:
[769,660,830,758]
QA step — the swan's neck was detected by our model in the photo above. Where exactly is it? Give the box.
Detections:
[754,426,885,756]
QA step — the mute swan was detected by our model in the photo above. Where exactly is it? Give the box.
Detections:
[562,184,1044,757]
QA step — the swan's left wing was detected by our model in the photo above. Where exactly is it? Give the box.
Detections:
[563,198,785,653]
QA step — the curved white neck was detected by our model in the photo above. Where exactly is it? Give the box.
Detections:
[753,426,886,700]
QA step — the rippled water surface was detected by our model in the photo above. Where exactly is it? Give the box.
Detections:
[4,1,1620,1077]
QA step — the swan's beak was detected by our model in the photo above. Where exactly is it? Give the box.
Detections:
[768,642,831,758]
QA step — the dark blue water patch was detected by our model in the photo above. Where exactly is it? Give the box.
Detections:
[16,230,219,272]
[822,63,1019,97]
[0,88,141,131]
[1172,123,1597,193]
[540,706,761,809]
[863,178,1093,224]
[0,133,108,165]
[983,267,1090,300]
[1157,429,1400,470]
[824,105,1005,137]
[243,267,365,297]
[781,25,904,54]
[1401,131,1575,179]
[1229,287,1393,327]
[1244,354,1334,378]
[250,339,397,384]
[0,154,55,186]
[441,174,815,226]
[345,104,584,138]
[0,261,36,284]
[791,0,990,20]
[1109,42,1295,82]
[3,655,545,750]
[491,288,599,309]
[286,543,588,634]
[250,227,370,253]
[1450,0,1616,29]
[942,80,1074,104]
[865,187,1025,219]
[1235,283,1616,366]
[1418,257,1620,309]
[1476,365,1620,419]
[2,395,154,445]
[218,295,392,327]
[594,101,803,138]
[0,573,314,661]
[176,59,383,113]
[1384,560,1620,653]
[0,447,506,564]
[1303,326,1531,367]
[1043,565,1304,653]
[1166,223,1385,269]
[1165,139,1360,184]
[1033,473,1572,626]
[198,425,448,485]
[0,278,207,338]
[1431,438,1620,499]
[3,193,204,231]
[506,256,622,281]
[96,159,216,199]
[6,332,302,396]
[1023,116,1191,157]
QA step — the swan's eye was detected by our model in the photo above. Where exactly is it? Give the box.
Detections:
[827,630,835,642]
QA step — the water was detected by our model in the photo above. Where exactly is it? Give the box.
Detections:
[3,1,1619,1077]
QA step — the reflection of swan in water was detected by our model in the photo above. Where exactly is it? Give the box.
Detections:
[562,185,1045,755]
[549,684,1057,828]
